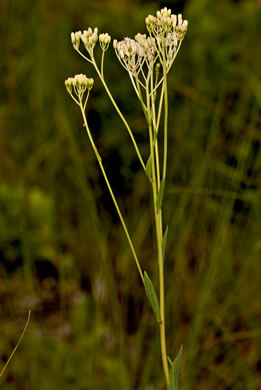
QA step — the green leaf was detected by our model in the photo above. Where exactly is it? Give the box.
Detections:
[168,345,183,390]
[156,179,165,211]
[144,271,160,322]
[167,356,173,367]
[162,225,168,265]
[145,155,152,181]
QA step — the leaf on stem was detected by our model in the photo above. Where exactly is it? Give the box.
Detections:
[167,356,173,367]
[168,345,183,390]
[144,271,160,322]
[145,155,153,181]
[156,179,165,211]
[162,225,168,265]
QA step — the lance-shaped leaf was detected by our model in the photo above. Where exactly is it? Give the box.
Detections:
[145,155,153,181]
[162,225,168,265]
[168,345,183,390]
[144,271,160,322]
[156,179,165,211]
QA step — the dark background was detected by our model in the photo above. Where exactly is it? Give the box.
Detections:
[0,0,261,389]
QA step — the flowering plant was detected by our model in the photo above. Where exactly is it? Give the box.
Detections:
[65,8,187,389]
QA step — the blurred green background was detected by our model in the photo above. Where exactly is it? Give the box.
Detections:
[0,0,261,389]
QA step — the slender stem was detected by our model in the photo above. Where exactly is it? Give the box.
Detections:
[135,75,149,123]
[162,41,183,181]
[0,311,31,378]
[79,101,144,285]
[69,92,81,106]
[146,81,169,385]
[150,69,161,191]
[162,63,168,181]
[90,57,146,173]
[75,48,93,64]
[149,76,164,98]
[156,83,165,134]
[151,71,163,243]
[101,50,105,78]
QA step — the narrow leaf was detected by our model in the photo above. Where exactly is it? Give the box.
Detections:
[144,271,160,322]
[162,225,168,265]
[168,345,183,390]
[156,179,165,211]
[145,155,152,181]
[167,356,173,367]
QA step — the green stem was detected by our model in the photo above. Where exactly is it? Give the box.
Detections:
[150,69,161,191]
[79,101,144,285]
[162,64,168,181]
[156,83,165,134]
[146,83,169,385]
[101,50,105,78]
[91,58,146,173]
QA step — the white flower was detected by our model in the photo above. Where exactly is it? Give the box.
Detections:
[65,74,94,98]
[99,33,111,51]
[145,8,188,71]
[81,27,99,53]
[114,38,145,75]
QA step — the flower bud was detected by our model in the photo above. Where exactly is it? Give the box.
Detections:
[87,78,94,90]
[183,20,188,29]
[71,32,76,44]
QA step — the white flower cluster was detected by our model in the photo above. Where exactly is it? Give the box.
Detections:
[113,33,157,77]
[135,33,156,63]
[113,8,188,77]
[71,28,112,56]
[65,74,94,98]
[145,8,188,71]
[71,31,82,50]
[113,37,145,74]
[99,33,111,51]
[145,8,188,40]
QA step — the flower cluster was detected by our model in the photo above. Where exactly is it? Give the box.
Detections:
[99,33,111,51]
[67,8,187,106]
[145,8,188,41]
[113,37,145,75]
[145,8,188,71]
[71,31,82,50]
[71,28,112,57]
[71,28,98,55]
[65,74,94,99]
[80,28,99,54]
[113,8,188,77]
[135,33,156,64]
[113,34,158,78]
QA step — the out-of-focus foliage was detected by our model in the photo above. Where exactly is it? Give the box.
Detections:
[0,0,260,389]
